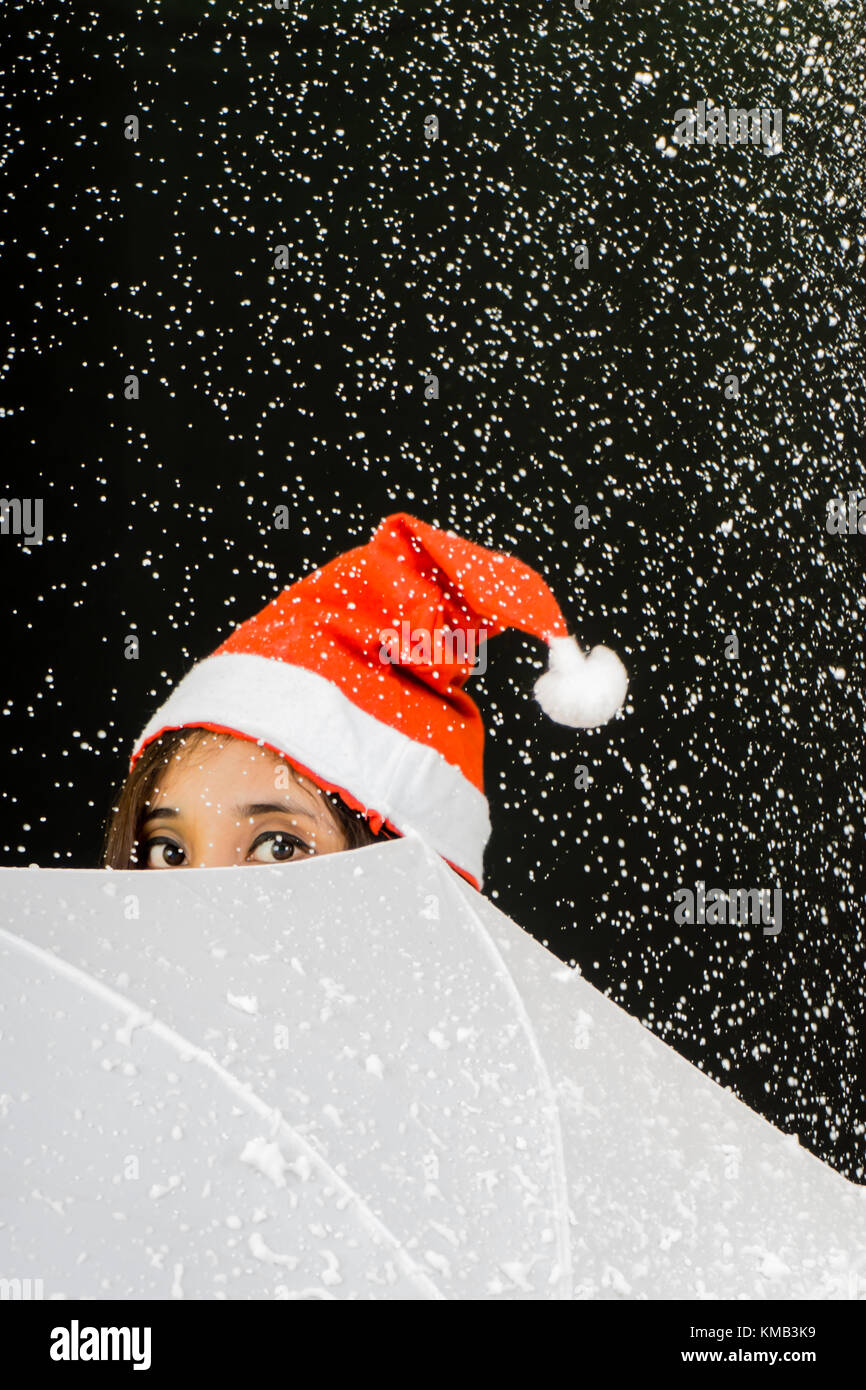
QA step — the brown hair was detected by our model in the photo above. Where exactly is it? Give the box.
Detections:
[102,726,394,868]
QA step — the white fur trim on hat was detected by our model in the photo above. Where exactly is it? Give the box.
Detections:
[134,652,491,887]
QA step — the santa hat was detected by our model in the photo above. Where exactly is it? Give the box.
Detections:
[132,512,628,889]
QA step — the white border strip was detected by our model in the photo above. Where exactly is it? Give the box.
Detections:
[134,653,490,886]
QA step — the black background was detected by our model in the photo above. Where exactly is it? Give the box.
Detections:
[2,1,864,1178]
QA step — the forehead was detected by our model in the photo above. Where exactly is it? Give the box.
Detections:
[151,735,311,797]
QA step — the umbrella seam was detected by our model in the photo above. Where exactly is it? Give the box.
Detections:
[419,846,576,1300]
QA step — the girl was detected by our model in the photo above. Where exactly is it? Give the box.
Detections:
[102,512,627,888]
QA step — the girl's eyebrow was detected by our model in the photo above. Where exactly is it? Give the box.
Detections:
[234,800,316,819]
[140,800,318,825]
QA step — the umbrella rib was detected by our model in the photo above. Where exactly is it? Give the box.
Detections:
[0,925,445,1302]
[428,859,575,1301]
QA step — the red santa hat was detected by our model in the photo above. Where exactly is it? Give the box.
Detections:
[131,512,628,889]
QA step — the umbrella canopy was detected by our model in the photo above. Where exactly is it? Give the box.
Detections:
[1,836,863,1300]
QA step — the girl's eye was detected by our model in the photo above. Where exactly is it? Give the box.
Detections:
[144,838,187,868]
[249,831,307,864]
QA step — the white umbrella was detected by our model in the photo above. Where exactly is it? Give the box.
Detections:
[1,835,864,1299]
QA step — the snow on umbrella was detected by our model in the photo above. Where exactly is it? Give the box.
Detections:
[1,835,864,1300]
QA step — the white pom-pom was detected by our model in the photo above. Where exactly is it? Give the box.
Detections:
[533,636,628,728]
